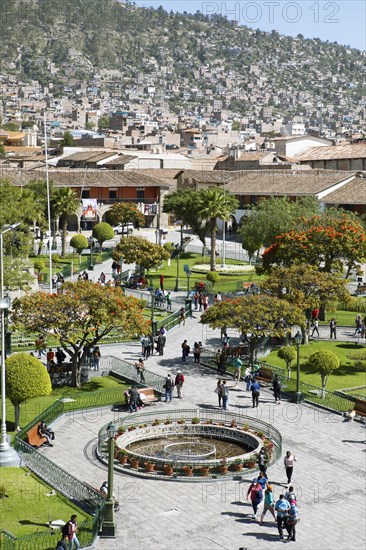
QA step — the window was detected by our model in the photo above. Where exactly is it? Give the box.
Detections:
[136,188,145,199]
[109,189,117,199]
[81,189,90,199]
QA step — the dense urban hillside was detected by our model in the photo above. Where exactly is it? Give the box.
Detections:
[1,0,364,117]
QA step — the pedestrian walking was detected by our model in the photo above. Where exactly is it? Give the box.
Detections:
[221,380,229,410]
[284,450,297,485]
[193,341,202,364]
[91,346,101,371]
[175,370,185,399]
[260,484,276,523]
[55,347,66,366]
[55,535,68,549]
[250,379,260,408]
[181,339,190,362]
[275,495,290,541]
[244,366,253,391]
[135,358,145,383]
[64,514,80,549]
[246,481,263,519]
[286,500,299,542]
[329,318,337,339]
[284,486,297,504]
[233,356,242,387]
[354,314,362,336]
[258,448,268,475]
[179,307,186,326]
[215,379,223,407]
[166,292,172,311]
[164,373,174,402]
[273,374,282,404]
[311,318,319,337]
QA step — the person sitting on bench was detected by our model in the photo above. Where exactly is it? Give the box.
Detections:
[38,420,55,447]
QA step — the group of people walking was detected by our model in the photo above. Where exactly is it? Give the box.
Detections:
[246,451,299,542]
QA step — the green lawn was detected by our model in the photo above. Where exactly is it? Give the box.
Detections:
[5,376,128,437]
[148,252,264,292]
[265,341,366,392]
[0,468,90,538]
[319,310,360,326]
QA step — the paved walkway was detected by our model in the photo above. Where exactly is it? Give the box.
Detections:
[42,307,366,550]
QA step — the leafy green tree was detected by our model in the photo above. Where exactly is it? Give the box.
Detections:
[201,295,304,365]
[0,142,5,155]
[5,353,52,428]
[206,271,220,289]
[106,202,145,231]
[92,222,114,248]
[1,122,20,131]
[163,189,209,255]
[261,264,349,343]
[85,121,95,130]
[33,258,45,278]
[60,131,74,148]
[98,116,109,130]
[277,346,296,380]
[52,188,80,256]
[198,188,239,271]
[70,234,88,255]
[240,196,320,250]
[113,236,169,273]
[11,282,150,387]
[309,350,340,397]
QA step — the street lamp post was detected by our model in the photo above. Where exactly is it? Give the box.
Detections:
[294,331,303,404]
[150,286,155,328]
[174,244,180,292]
[88,237,94,271]
[186,269,191,299]
[0,224,21,468]
[101,422,117,538]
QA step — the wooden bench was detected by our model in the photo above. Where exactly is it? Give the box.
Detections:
[139,387,159,405]
[123,387,159,408]
[354,398,366,419]
[27,422,47,448]
[255,366,273,386]
[48,363,72,378]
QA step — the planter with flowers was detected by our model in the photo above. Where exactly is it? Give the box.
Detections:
[144,461,155,473]
[130,457,139,469]
[231,458,243,472]
[219,459,228,474]
[164,464,174,476]
[117,449,128,465]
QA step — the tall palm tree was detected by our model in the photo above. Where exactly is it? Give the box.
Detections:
[198,188,239,271]
[52,188,80,256]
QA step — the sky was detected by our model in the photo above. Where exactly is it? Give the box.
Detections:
[134,0,366,50]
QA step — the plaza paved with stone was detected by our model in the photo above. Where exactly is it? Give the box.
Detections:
[43,290,366,550]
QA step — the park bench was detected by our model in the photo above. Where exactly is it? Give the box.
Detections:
[354,398,366,420]
[123,387,159,408]
[255,365,273,387]
[27,422,47,448]
[356,284,366,295]
[48,363,72,379]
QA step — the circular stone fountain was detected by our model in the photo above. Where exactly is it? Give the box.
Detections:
[98,410,282,481]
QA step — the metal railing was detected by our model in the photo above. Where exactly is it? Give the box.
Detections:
[200,349,357,414]
[102,355,166,394]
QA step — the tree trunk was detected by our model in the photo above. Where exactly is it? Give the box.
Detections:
[302,325,309,345]
[210,219,216,271]
[71,355,81,388]
[287,367,291,381]
[61,218,67,257]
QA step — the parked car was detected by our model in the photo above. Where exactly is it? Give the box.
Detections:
[113,223,134,235]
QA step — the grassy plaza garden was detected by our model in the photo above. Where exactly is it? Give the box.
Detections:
[0,468,90,538]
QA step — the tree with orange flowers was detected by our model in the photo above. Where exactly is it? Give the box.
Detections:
[261,215,366,275]
[11,281,150,387]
